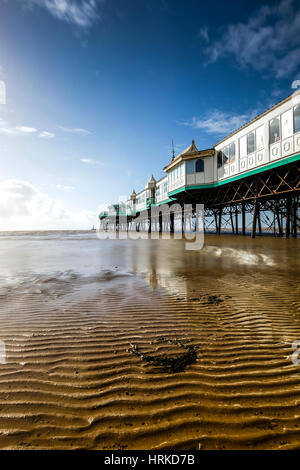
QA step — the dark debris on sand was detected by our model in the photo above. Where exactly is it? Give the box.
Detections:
[188,294,224,305]
[129,338,198,373]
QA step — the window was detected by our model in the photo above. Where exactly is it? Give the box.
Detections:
[269,116,280,144]
[222,146,229,165]
[217,151,223,168]
[186,160,195,174]
[294,105,300,134]
[156,185,160,196]
[281,109,293,139]
[218,143,235,165]
[163,182,168,193]
[195,158,204,172]
[137,193,145,205]
[240,135,247,158]
[247,131,255,154]
[229,142,236,162]
[256,125,264,150]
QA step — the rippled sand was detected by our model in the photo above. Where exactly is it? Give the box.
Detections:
[0,232,300,450]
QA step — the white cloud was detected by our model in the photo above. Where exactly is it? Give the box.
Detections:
[0,126,17,136]
[80,158,100,164]
[59,126,92,135]
[39,131,55,138]
[0,179,96,230]
[204,0,300,78]
[26,0,101,28]
[15,126,37,133]
[0,120,55,138]
[179,110,252,135]
[0,122,38,136]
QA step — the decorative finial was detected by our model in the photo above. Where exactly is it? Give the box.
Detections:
[172,139,175,160]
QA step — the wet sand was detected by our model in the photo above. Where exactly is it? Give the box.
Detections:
[0,232,300,450]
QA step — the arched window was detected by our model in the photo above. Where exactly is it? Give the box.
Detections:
[269,116,280,144]
[195,158,204,173]
[294,105,300,134]
[223,146,229,164]
[247,131,255,154]
[229,142,236,162]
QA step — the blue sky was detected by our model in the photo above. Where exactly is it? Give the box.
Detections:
[0,0,300,229]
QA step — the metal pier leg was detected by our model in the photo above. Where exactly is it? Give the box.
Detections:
[148,209,151,234]
[242,201,246,236]
[214,211,218,233]
[159,212,162,234]
[170,211,174,234]
[181,206,185,235]
[286,197,291,238]
[257,203,262,236]
[230,208,234,234]
[218,207,222,235]
[276,208,283,237]
[251,200,258,239]
[292,198,297,237]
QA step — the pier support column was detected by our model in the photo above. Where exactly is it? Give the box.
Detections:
[251,199,258,239]
[276,208,283,237]
[147,209,151,234]
[242,201,246,236]
[170,211,174,234]
[286,197,291,238]
[257,203,262,236]
[292,199,297,237]
[158,212,162,234]
[218,207,222,235]
[235,205,239,235]
[230,208,234,234]
[214,211,218,234]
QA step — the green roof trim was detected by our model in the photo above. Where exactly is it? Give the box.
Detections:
[168,152,300,197]
[154,198,173,206]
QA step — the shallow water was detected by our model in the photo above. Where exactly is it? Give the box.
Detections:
[0,231,299,449]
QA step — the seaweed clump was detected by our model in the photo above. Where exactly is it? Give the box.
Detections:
[205,295,224,305]
[129,338,198,373]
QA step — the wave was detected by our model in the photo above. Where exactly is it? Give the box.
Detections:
[202,245,275,266]
[0,268,135,297]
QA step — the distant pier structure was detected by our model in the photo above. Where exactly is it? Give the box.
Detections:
[99,90,300,238]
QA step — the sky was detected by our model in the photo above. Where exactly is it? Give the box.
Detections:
[0,0,300,230]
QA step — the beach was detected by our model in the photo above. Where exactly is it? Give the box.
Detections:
[0,231,299,449]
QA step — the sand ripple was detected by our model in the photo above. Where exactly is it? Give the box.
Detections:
[0,262,300,450]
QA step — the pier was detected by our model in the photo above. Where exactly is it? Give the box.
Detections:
[99,90,300,238]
